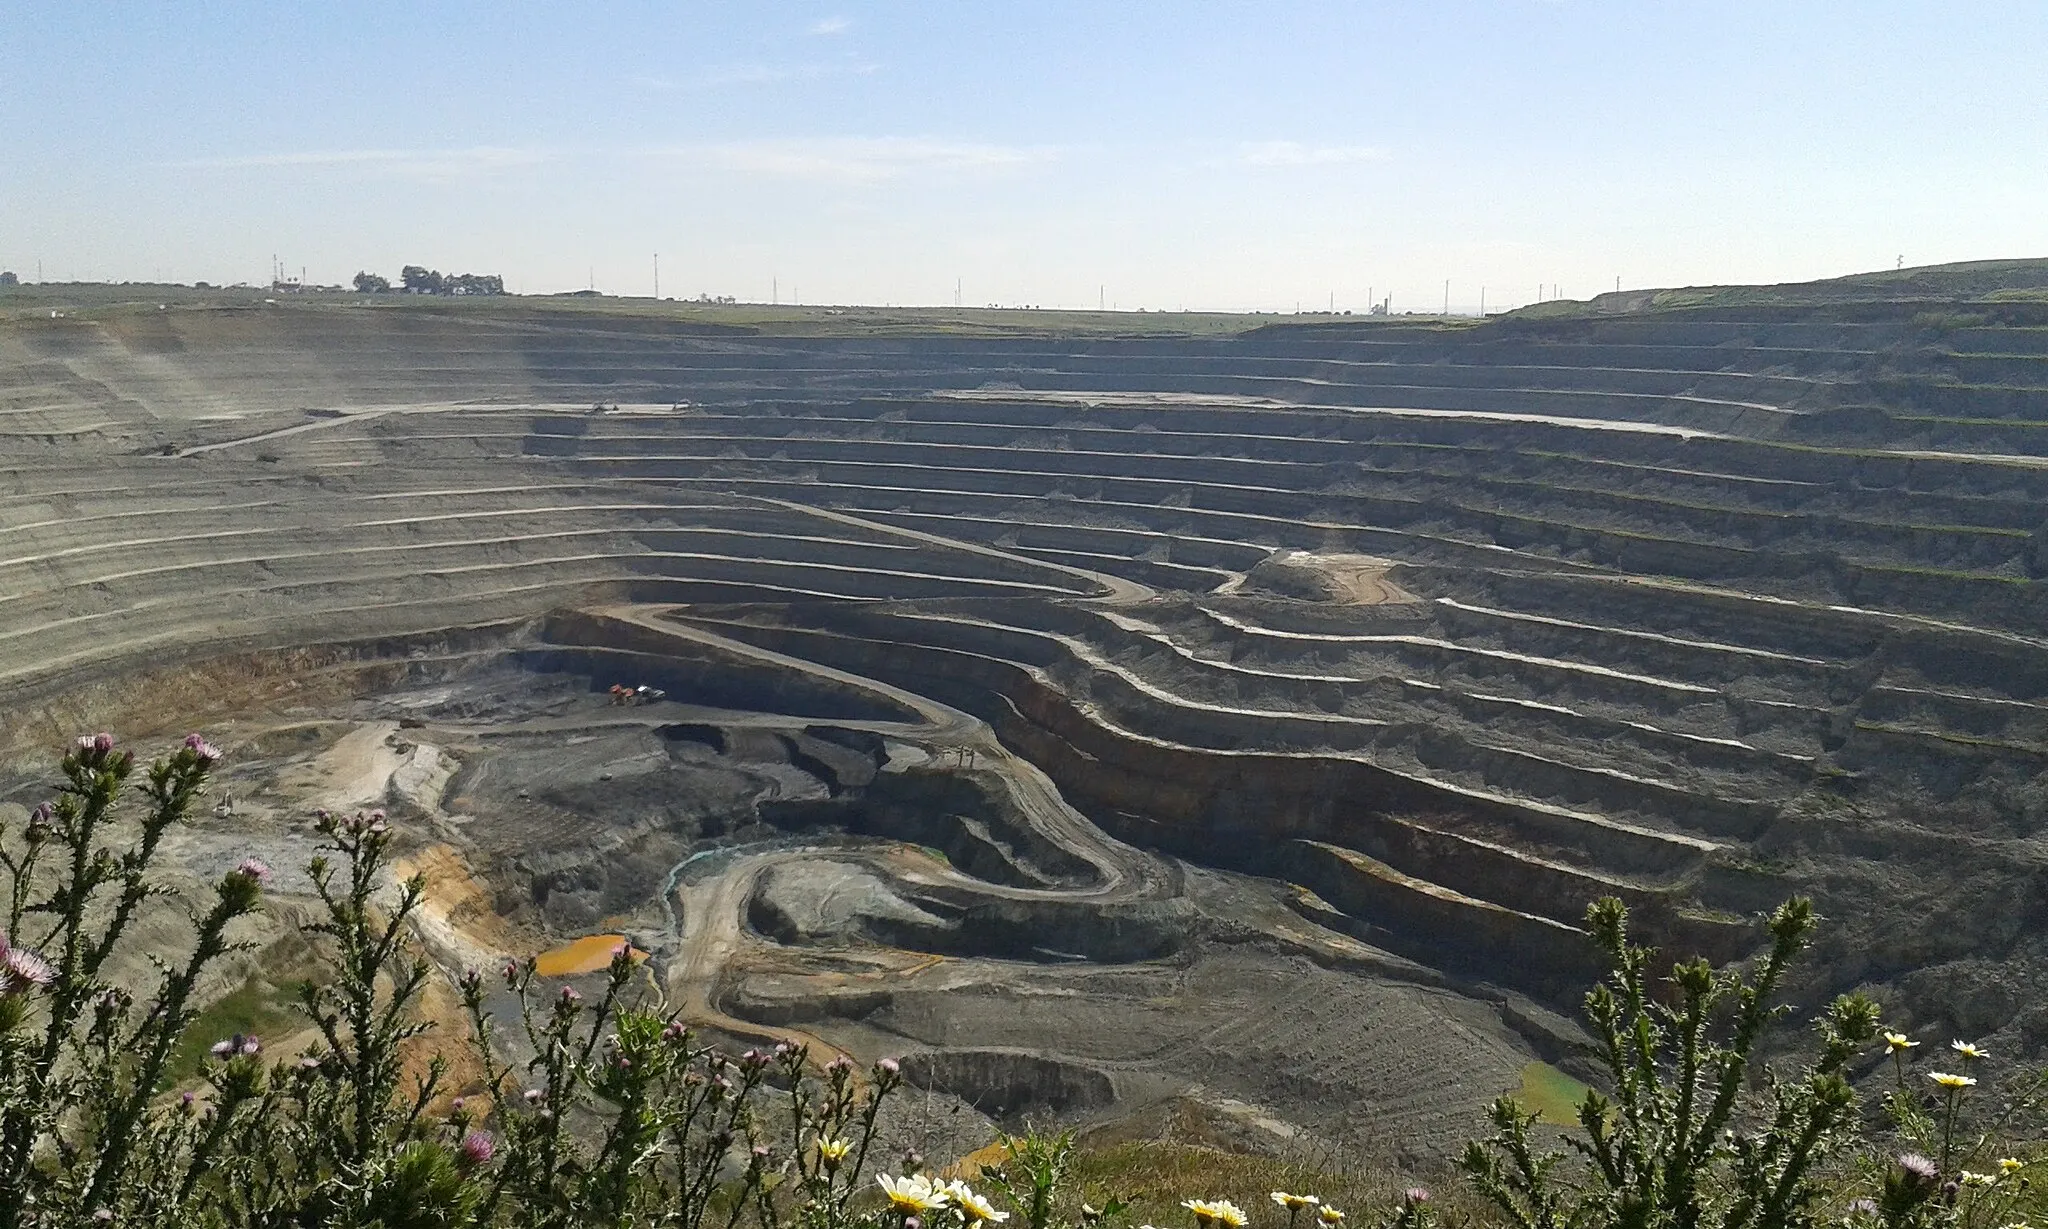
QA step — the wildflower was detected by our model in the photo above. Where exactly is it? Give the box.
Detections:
[877,1057,902,1076]
[234,859,271,886]
[1847,1199,1879,1217]
[1404,1190,1431,1206]
[522,1088,546,1104]
[1184,1201,1249,1228]
[1929,1071,1978,1089]
[1319,1210,1346,1226]
[1885,1031,1919,1053]
[24,803,51,844]
[1952,1041,1988,1060]
[503,958,520,986]
[1962,1172,1996,1188]
[184,733,223,765]
[1272,1194,1322,1212]
[559,986,581,1006]
[211,1039,235,1059]
[817,1137,854,1168]
[878,1174,949,1214]
[1898,1154,1939,1183]
[2000,1158,2026,1174]
[0,937,56,994]
[458,1131,495,1168]
[1083,1206,1105,1223]
[948,1183,1009,1223]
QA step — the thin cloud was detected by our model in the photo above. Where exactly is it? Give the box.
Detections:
[666,136,1058,183]
[1238,140,1388,167]
[808,16,851,35]
[169,146,547,182]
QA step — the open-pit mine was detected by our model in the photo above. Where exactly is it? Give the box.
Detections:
[4,265,2047,1159]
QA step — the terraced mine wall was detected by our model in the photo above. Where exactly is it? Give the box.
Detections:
[6,289,2048,1047]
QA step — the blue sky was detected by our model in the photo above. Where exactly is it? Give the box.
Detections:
[4,2,2045,311]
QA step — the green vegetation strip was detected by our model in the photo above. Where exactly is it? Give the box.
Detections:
[163,974,303,1086]
[1515,1061,1592,1127]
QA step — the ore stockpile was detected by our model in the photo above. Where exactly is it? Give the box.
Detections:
[3,274,2047,1151]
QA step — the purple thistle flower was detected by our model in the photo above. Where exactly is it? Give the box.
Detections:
[1,939,55,994]
[876,1057,901,1076]
[1899,1154,1940,1183]
[1848,1199,1879,1216]
[459,1131,496,1168]
[522,1088,545,1104]
[1403,1189,1431,1205]
[235,859,271,886]
[559,986,581,1005]
[184,733,223,765]
[210,1039,235,1059]
[239,1034,261,1056]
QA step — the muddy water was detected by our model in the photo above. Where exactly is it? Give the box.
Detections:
[533,933,645,977]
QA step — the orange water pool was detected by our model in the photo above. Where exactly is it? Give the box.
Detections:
[533,934,648,977]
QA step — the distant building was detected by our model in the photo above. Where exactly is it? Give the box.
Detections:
[0,272,17,287]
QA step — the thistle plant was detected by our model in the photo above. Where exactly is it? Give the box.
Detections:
[0,731,921,1227]
[0,732,250,1228]
[1461,896,1883,1229]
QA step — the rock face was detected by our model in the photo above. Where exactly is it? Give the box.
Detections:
[4,277,2048,1067]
